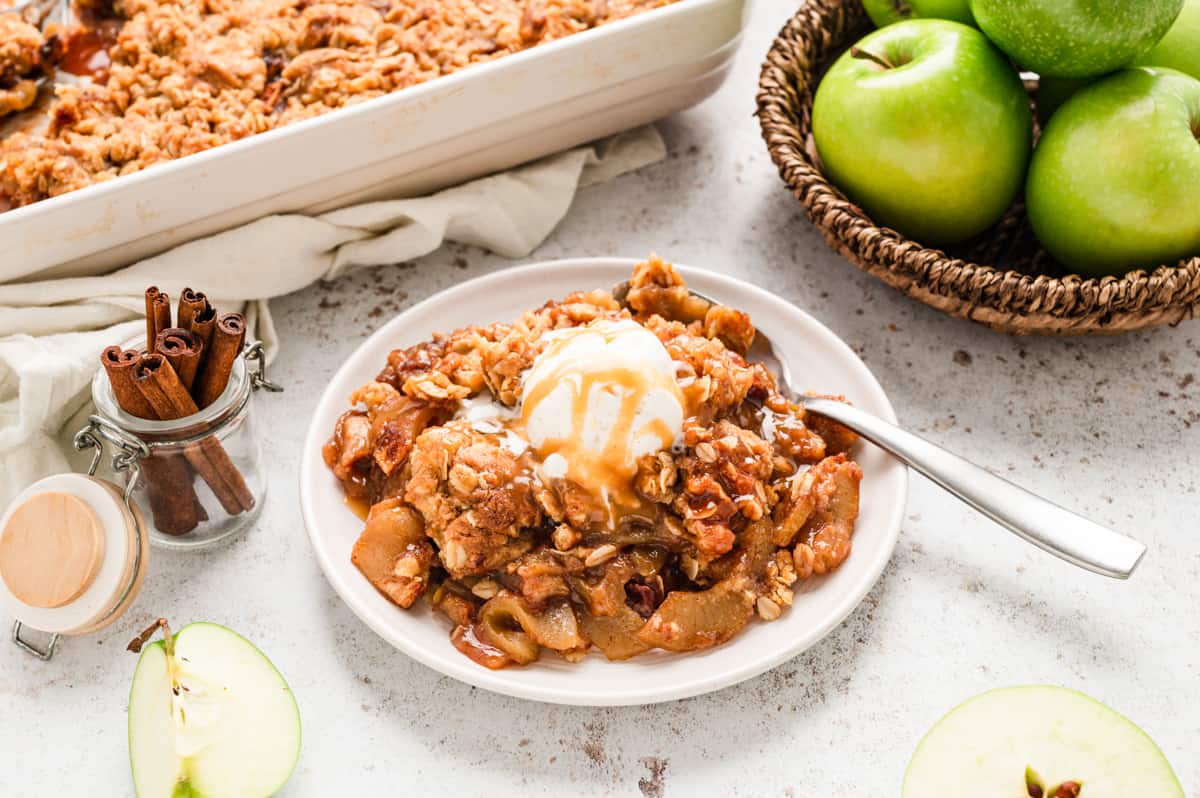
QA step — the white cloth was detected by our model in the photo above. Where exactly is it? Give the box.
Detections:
[0,126,665,505]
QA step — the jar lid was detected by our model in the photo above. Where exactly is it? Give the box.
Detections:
[0,474,146,635]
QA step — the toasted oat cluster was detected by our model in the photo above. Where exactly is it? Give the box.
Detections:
[0,0,675,208]
[324,257,864,668]
[0,15,44,118]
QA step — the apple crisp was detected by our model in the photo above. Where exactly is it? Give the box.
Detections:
[0,15,44,118]
[0,0,676,209]
[324,257,866,669]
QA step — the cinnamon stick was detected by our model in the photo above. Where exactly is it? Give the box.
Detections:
[187,300,217,398]
[101,346,157,419]
[193,312,246,409]
[188,299,217,351]
[134,354,255,515]
[101,347,203,535]
[144,287,171,353]
[155,327,204,391]
[177,288,208,330]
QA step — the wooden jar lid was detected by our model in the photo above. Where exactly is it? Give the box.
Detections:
[0,474,146,635]
[0,492,106,608]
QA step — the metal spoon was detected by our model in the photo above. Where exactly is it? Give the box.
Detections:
[613,281,1146,579]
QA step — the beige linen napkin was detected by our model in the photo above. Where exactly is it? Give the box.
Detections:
[0,126,665,505]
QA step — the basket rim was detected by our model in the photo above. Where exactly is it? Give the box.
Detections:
[754,0,1200,335]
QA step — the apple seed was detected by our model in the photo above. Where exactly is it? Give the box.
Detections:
[1025,765,1045,798]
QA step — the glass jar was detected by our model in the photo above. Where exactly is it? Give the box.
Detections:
[89,343,278,550]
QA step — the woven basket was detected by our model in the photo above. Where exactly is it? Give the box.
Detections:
[756,0,1200,335]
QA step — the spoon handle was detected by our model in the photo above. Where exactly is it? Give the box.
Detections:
[801,397,1146,579]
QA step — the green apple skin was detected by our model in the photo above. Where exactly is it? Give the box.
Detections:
[812,20,1031,246]
[1038,0,1200,120]
[903,686,1184,797]
[1026,67,1200,275]
[970,0,1184,78]
[862,0,975,28]
[1137,0,1200,79]
[1036,0,1195,120]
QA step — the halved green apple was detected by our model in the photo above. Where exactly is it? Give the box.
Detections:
[903,686,1183,797]
[127,620,301,797]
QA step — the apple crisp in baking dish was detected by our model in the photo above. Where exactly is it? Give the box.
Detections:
[323,257,864,669]
[0,0,677,209]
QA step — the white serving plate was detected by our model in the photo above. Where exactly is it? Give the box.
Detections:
[300,258,908,706]
[0,0,747,282]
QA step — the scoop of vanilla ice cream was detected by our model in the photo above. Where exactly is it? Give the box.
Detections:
[520,319,685,509]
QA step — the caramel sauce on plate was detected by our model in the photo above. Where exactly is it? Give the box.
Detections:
[344,495,371,521]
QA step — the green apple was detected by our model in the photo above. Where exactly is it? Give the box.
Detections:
[1137,0,1200,78]
[812,20,1031,245]
[862,0,975,28]
[970,0,1184,78]
[1038,0,1200,120]
[903,686,1184,797]
[128,619,301,798]
[1026,67,1200,275]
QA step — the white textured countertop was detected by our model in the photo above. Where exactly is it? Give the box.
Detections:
[3,2,1198,795]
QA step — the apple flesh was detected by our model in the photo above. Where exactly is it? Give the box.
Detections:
[812,20,1031,245]
[128,621,301,798]
[1026,67,1200,275]
[862,0,975,28]
[903,686,1184,797]
[970,0,1184,78]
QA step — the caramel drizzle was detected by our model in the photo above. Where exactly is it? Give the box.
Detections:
[521,327,684,517]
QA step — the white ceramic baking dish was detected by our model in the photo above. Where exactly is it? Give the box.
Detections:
[0,0,748,282]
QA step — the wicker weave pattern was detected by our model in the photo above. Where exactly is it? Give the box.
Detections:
[755,0,1200,335]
